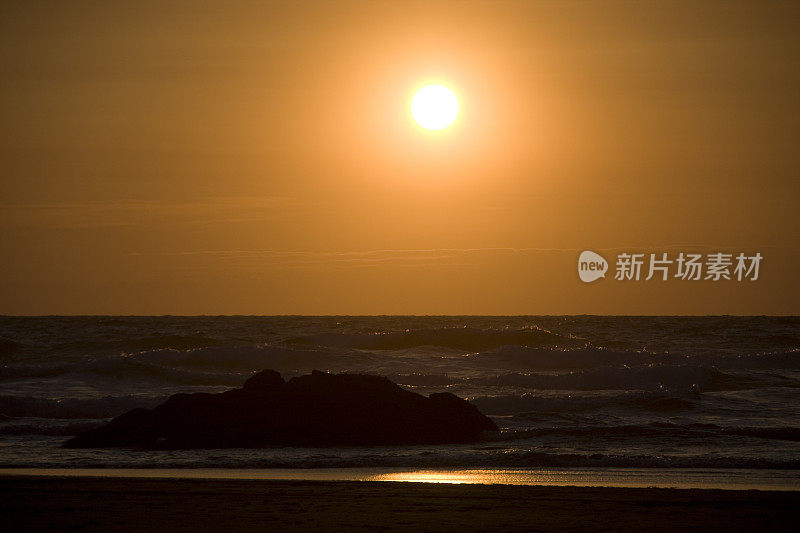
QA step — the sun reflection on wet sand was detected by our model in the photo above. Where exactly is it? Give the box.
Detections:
[361,469,800,490]
[366,469,619,485]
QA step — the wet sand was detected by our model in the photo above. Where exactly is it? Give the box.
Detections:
[1,476,798,532]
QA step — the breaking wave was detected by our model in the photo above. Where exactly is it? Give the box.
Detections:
[392,365,752,393]
[469,391,699,415]
[1,438,798,470]
[493,423,800,442]
[287,327,587,351]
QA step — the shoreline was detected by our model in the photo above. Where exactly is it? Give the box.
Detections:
[2,476,798,532]
[2,466,799,491]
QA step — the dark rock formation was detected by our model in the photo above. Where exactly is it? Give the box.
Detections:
[64,370,498,449]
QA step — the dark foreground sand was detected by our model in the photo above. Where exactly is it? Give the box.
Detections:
[1,476,798,532]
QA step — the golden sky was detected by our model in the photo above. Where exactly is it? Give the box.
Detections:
[1,1,798,314]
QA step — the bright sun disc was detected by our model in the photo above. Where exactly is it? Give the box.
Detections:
[411,84,459,130]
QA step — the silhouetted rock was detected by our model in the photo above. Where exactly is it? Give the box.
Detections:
[63,370,498,449]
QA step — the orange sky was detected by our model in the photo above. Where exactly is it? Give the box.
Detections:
[1,1,798,314]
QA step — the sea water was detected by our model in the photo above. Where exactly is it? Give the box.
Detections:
[0,316,798,487]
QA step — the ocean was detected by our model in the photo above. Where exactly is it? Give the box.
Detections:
[0,316,798,483]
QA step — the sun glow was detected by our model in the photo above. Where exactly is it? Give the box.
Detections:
[411,84,459,130]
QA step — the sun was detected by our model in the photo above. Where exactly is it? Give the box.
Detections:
[411,84,459,130]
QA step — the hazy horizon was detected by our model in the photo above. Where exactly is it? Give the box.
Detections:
[2,313,799,317]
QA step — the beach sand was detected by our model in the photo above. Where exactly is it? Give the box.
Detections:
[1,476,798,532]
